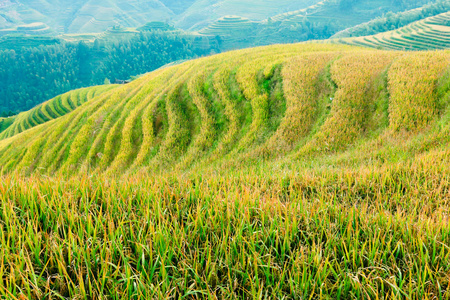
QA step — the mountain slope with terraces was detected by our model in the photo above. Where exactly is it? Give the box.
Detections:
[337,11,450,50]
[2,43,450,299]
[0,84,118,140]
[1,43,449,176]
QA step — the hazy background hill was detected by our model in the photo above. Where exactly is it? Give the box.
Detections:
[0,0,317,33]
[0,0,434,34]
[0,0,174,33]
[174,0,319,29]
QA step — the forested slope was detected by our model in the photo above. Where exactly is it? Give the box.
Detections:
[0,31,214,114]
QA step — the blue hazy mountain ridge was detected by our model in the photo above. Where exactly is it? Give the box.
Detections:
[0,0,323,33]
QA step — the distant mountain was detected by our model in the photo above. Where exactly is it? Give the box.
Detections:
[174,0,319,30]
[159,0,197,15]
[0,0,320,33]
[0,0,174,33]
[332,0,450,38]
[0,0,440,34]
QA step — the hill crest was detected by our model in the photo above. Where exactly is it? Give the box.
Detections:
[1,43,449,176]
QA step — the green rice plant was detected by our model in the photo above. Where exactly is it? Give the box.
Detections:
[106,70,176,174]
[177,60,219,169]
[62,81,147,173]
[132,65,191,169]
[0,116,15,133]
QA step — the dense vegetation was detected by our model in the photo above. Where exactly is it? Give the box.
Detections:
[0,44,450,298]
[333,0,450,38]
[0,31,214,114]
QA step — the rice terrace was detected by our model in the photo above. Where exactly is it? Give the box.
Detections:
[1,0,450,299]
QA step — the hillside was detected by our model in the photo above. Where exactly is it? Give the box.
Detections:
[332,0,450,38]
[0,84,118,140]
[1,43,450,175]
[2,43,450,298]
[270,0,399,27]
[0,0,435,35]
[0,0,174,33]
[336,11,450,50]
[191,0,435,50]
[175,0,318,30]
[0,0,319,33]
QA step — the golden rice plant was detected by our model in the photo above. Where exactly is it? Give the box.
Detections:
[388,51,450,131]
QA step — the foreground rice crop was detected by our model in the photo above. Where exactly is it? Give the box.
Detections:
[1,43,450,298]
[1,161,450,299]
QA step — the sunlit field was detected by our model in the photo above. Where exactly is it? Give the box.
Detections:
[1,43,450,298]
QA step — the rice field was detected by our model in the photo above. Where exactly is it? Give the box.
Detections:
[0,22,54,36]
[0,85,118,140]
[1,43,450,298]
[199,16,255,37]
[337,11,450,51]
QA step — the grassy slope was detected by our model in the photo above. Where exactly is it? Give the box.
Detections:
[1,43,450,176]
[2,43,450,298]
[335,11,450,50]
[0,84,118,140]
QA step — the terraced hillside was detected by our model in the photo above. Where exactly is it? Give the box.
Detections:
[65,0,173,33]
[0,22,53,36]
[269,0,425,30]
[0,85,118,140]
[332,0,450,39]
[2,44,450,299]
[199,16,255,35]
[0,0,174,34]
[1,0,318,33]
[1,43,449,176]
[198,15,256,47]
[338,11,450,50]
[175,0,317,29]
[193,0,435,49]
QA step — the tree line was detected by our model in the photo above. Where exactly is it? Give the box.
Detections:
[0,31,215,114]
[334,0,450,38]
